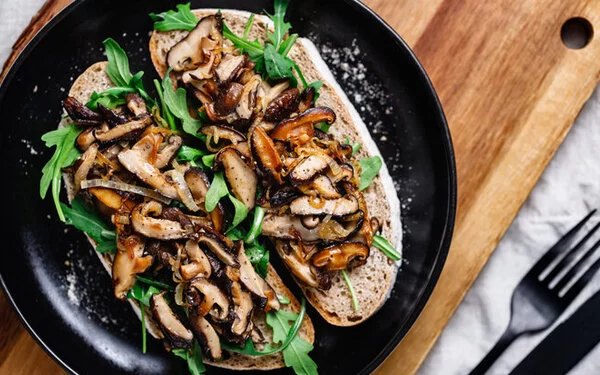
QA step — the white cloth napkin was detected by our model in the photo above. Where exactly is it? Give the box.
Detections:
[2,3,599,375]
[420,86,600,375]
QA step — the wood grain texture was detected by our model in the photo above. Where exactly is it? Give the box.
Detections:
[364,0,600,374]
[2,0,600,374]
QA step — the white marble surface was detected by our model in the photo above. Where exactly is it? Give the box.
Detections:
[2,2,600,375]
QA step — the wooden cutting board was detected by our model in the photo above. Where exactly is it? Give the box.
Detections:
[2,0,600,374]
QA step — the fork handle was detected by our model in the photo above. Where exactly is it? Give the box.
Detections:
[469,329,519,375]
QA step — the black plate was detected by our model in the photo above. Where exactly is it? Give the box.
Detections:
[0,0,456,374]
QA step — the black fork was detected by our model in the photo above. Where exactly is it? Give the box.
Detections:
[469,210,600,375]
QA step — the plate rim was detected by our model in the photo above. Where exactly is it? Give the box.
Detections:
[0,0,457,374]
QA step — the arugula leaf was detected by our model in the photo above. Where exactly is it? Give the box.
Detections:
[188,341,207,375]
[341,269,359,312]
[153,79,176,129]
[86,87,134,110]
[222,23,265,61]
[222,298,307,357]
[243,13,255,39]
[265,0,291,50]
[61,197,117,253]
[150,3,198,32]
[314,122,331,133]
[103,38,133,87]
[228,194,248,230]
[279,34,298,57]
[358,155,383,191]
[306,80,323,101]
[127,283,161,354]
[345,136,362,155]
[245,206,265,244]
[40,125,82,222]
[277,295,291,304]
[264,44,297,86]
[266,300,317,375]
[202,154,215,168]
[161,69,203,138]
[226,226,247,241]
[135,275,174,291]
[129,71,156,108]
[177,145,206,163]
[373,234,402,261]
[205,172,228,212]
[246,242,269,278]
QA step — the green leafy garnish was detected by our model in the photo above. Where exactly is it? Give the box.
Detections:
[263,43,297,86]
[60,197,116,253]
[86,39,156,110]
[243,13,255,39]
[314,122,331,133]
[127,283,161,353]
[306,80,323,101]
[266,0,291,50]
[172,341,207,375]
[246,242,269,278]
[150,3,198,32]
[245,206,265,244]
[40,125,82,222]
[373,234,402,261]
[205,172,228,212]
[226,226,247,241]
[341,269,359,312]
[222,298,310,363]
[161,68,203,138]
[104,38,133,87]
[135,275,174,291]
[277,295,291,305]
[228,194,248,230]
[153,79,176,129]
[345,136,362,155]
[267,300,317,375]
[358,155,383,191]
[177,145,207,163]
[202,154,215,168]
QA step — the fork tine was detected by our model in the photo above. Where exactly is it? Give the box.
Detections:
[544,221,600,282]
[557,237,600,302]
[527,210,597,277]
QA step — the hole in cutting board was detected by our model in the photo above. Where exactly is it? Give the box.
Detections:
[561,17,593,49]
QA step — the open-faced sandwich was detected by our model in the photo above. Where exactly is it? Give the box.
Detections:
[39,1,402,374]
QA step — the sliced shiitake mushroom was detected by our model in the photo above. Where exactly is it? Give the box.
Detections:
[274,240,320,288]
[126,93,148,117]
[215,147,257,210]
[184,167,226,232]
[236,242,280,311]
[288,155,329,186]
[189,310,222,360]
[213,82,244,116]
[63,96,102,127]
[73,143,98,192]
[195,231,239,267]
[190,277,230,321]
[264,88,300,123]
[97,104,129,126]
[131,201,194,240]
[155,135,183,169]
[112,234,152,299]
[298,175,341,199]
[327,162,354,183]
[261,214,322,242]
[311,241,370,271]
[200,125,246,153]
[151,292,194,349]
[181,239,212,280]
[289,195,359,216]
[270,107,336,144]
[230,281,253,337]
[216,53,247,85]
[94,116,152,142]
[76,128,96,151]
[250,126,283,183]
[167,14,223,72]
[269,186,301,207]
[298,86,316,112]
[236,75,261,120]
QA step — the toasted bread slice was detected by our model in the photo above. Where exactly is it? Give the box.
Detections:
[149,9,402,326]
[62,62,314,370]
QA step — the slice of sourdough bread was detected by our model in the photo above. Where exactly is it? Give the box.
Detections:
[149,9,402,326]
[62,61,314,370]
